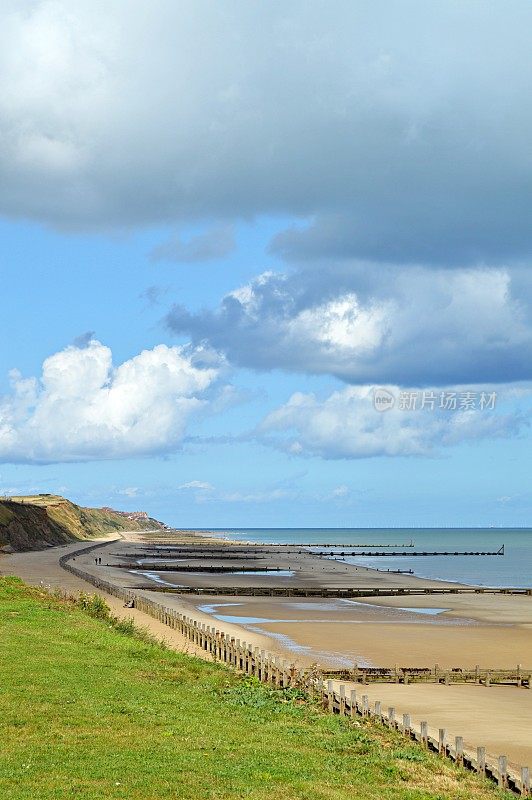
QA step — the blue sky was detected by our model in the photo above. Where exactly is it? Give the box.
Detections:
[1,1,532,528]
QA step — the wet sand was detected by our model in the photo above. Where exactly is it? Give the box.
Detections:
[59,534,532,673]
[181,595,532,668]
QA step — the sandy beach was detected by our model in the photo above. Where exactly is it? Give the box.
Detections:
[2,528,532,769]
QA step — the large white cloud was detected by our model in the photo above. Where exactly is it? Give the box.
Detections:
[258,385,529,459]
[0,340,222,463]
[167,265,532,385]
[2,1,532,266]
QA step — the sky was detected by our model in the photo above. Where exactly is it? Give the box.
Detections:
[1,0,532,528]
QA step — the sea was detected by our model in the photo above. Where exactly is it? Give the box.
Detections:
[202,528,532,589]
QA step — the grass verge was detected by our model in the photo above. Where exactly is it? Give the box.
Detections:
[0,576,514,800]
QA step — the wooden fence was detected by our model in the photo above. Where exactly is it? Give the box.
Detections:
[58,543,530,797]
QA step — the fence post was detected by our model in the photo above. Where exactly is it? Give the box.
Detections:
[438,728,446,756]
[327,680,334,712]
[374,700,381,721]
[402,714,411,737]
[362,695,369,717]
[476,746,486,775]
[387,706,395,728]
[498,756,508,789]
[350,689,357,718]
[263,653,270,683]
[521,766,530,797]
[247,644,253,674]
[455,736,464,766]
[275,657,282,687]
[419,721,428,747]
[316,679,324,708]
[339,685,346,715]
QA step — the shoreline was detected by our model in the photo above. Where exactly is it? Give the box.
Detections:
[197,527,532,590]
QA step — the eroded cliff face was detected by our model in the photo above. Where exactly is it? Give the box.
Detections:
[0,494,165,552]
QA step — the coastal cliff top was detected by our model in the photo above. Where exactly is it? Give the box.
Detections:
[0,493,165,552]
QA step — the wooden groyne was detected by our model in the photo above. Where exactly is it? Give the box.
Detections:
[113,563,289,573]
[58,543,531,797]
[126,584,532,598]
[321,664,532,688]
[113,546,504,557]
[147,542,416,549]
[112,552,270,560]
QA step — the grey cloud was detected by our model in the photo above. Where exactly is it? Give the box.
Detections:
[166,265,532,386]
[269,208,532,267]
[2,2,532,266]
[150,226,235,263]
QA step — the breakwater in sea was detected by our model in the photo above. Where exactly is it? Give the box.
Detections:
[203,527,532,588]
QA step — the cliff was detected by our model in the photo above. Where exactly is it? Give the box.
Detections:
[0,494,165,552]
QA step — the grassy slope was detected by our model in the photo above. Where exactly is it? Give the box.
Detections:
[0,494,162,550]
[0,578,511,800]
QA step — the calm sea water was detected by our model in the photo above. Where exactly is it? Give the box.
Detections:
[204,528,532,588]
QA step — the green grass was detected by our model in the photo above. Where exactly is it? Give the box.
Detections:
[0,577,513,800]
